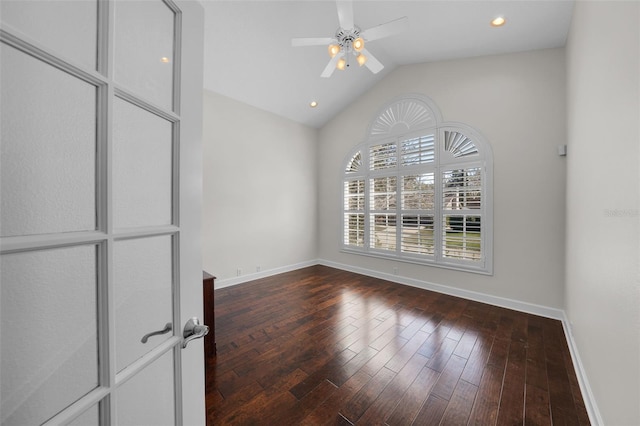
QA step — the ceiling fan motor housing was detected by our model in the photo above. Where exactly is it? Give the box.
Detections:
[335,26,362,51]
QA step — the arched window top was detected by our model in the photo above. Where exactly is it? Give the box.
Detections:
[367,94,443,137]
[443,130,478,158]
[345,151,363,174]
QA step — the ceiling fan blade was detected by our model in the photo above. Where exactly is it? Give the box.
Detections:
[291,37,336,47]
[361,16,408,42]
[336,0,354,30]
[321,51,344,78]
[361,48,384,74]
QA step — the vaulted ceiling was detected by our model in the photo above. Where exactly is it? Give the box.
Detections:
[202,1,574,128]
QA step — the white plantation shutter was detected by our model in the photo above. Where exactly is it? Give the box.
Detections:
[442,168,482,261]
[369,175,397,252]
[343,177,365,247]
[341,95,493,274]
[369,142,396,170]
[345,151,363,173]
[401,173,435,256]
[401,135,435,166]
[443,131,479,158]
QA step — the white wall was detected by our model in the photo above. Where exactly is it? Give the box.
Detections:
[202,91,318,283]
[318,48,567,309]
[565,2,640,424]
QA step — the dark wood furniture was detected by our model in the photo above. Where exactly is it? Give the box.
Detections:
[203,271,216,357]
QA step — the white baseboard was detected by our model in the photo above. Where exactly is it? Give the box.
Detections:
[318,258,564,320]
[560,314,604,426]
[213,260,318,289]
[212,258,601,424]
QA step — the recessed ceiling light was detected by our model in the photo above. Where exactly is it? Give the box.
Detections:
[309,101,318,108]
[491,16,506,27]
[160,56,170,63]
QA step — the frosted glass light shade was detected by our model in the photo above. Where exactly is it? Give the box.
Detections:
[353,37,364,52]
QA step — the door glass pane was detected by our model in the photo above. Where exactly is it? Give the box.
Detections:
[116,350,175,426]
[0,246,98,426]
[0,43,96,237]
[114,0,174,109]
[113,97,173,229]
[68,404,99,426]
[114,235,173,372]
[0,0,97,70]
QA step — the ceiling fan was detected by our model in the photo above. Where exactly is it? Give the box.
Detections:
[291,0,408,78]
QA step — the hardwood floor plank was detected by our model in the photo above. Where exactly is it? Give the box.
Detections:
[385,330,430,373]
[524,383,552,426]
[486,337,511,370]
[356,353,430,425]
[453,328,479,359]
[467,365,504,425]
[430,354,468,401]
[417,324,452,358]
[426,337,459,372]
[326,346,379,387]
[411,395,448,425]
[460,333,493,386]
[271,379,338,425]
[496,340,527,425]
[341,366,397,423]
[300,368,372,425]
[543,320,582,424]
[361,335,409,375]
[398,310,429,340]
[439,379,479,425]
[386,366,440,425]
[205,266,589,426]
[289,348,356,400]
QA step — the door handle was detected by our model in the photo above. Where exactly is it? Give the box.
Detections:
[182,317,209,348]
[141,322,173,343]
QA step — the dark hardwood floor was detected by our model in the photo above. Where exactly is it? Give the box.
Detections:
[205,265,589,425]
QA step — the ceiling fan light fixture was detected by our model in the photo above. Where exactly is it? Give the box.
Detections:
[328,44,341,58]
[336,57,347,70]
[356,53,367,66]
[353,37,365,52]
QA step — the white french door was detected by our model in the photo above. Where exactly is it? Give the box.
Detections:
[0,1,205,425]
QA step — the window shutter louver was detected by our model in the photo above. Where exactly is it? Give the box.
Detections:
[401,135,435,166]
[369,142,397,170]
[444,131,479,158]
[346,151,363,173]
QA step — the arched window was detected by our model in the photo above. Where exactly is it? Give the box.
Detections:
[342,95,493,274]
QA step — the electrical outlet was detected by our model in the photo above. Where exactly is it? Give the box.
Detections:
[236,268,242,276]
[256,266,261,272]
[393,267,399,275]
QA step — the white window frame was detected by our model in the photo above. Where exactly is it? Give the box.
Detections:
[341,95,493,275]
